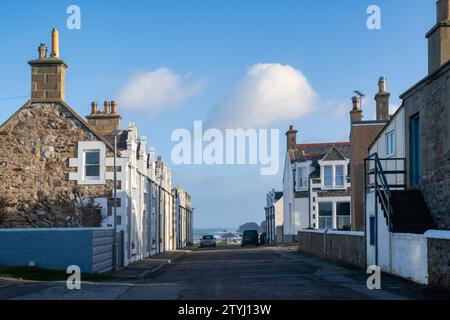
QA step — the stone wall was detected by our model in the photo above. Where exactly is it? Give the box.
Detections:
[427,237,450,290]
[298,230,365,268]
[402,63,450,230]
[0,102,113,227]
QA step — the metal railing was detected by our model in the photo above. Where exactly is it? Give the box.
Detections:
[364,153,406,231]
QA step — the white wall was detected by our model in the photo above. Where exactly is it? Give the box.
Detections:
[391,233,428,285]
[369,107,405,187]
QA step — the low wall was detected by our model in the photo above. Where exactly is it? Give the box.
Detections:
[391,233,428,285]
[298,230,365,268]
[0,228,113,273]
[425,231,450,290]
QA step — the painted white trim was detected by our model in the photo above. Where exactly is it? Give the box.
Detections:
[424,230,450,240]
[69,141,107,185]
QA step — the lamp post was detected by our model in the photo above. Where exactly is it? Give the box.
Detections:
[111,129,126,271]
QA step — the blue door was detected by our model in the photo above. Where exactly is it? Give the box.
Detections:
[410,113,421,187]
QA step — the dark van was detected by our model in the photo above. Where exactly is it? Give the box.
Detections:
[241,230,260,247]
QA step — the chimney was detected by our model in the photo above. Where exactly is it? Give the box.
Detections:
[86,100,122,135]
[285,125,298,152]
[427,0,450,74]
[104,101,111,114]
[111,100,118,114]
[29,29,67,101]
[375,77,390,121]
[50,28,60,58]
[38,44,47,60]
[350,96,363,123]
[91,102,98,114]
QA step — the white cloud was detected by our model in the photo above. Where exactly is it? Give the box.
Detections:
[207,63,318,129]
[117,68,204,116]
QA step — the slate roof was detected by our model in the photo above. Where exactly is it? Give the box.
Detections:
[275,192,283,200]
[290,142,351,163]
[102,131,129,151]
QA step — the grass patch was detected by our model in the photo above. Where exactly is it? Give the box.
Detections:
[0,266,111,282]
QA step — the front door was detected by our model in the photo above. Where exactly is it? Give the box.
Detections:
[410,113,421,187]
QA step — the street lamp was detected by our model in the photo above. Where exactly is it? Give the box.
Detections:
[111,129,127,271]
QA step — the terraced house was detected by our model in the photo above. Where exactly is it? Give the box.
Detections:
[0,29,193,270]
[282,126,351,242]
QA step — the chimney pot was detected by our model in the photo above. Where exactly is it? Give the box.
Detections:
[437,0,450,22]
[91,102,98,114]
[352,96,361,110]
[378,77,387,93]
[38,43,47,60]
[50,28,60,58]
[104,101,111,114]
[111,101,118,114]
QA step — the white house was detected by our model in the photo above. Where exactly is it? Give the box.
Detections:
[265,190,283,244]
[282,126,352,242]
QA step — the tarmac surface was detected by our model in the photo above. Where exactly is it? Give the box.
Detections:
[0,246,448,300]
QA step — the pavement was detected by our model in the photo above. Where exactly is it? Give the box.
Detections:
[0,246,449,300]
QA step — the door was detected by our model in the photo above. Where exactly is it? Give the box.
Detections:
[410,113,421,187]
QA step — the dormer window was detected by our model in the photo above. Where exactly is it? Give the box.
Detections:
[335,165,345,187]
[297,167,308,189]
[324,166,333,187]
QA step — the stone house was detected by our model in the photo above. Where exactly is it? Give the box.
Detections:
[0,29,193,268]
[282,126,351,242]
[364,0,450,289]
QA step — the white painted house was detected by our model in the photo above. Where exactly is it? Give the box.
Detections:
[265,190,283,244]
[282,126,352,242]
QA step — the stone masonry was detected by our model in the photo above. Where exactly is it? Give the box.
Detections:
[0,102,114,227]
[401,63,450,230]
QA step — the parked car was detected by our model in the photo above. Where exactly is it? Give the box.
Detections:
[241,230,260,247]
[200,235,216,248]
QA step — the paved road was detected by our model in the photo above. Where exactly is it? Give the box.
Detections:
[0,246,448,300]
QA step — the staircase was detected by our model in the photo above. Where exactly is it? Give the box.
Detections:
[389,190,435,234]
[365,153,436,234]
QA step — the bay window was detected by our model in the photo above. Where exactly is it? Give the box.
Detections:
[324,166,333,188]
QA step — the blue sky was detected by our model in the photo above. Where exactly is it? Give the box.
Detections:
[0,0,435,228]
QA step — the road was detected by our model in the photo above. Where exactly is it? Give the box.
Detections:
[0,246,448,300]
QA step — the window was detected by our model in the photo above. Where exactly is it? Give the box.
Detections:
[336,202,350,229]
[386,131,395,157]
[298,167,308,189]
[324,166,333,187]
[335,165,345,187]
[84,150,100,179]
[369,216,376,246]
[318,202,333,229]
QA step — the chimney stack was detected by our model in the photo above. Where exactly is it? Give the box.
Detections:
[375,77,390,121]
[29,29,67,101]
[427,0,450,74]
[286,125,298,152]
[86,100,122,134]
[350,96,363,123]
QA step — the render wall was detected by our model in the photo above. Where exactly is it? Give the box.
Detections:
[0,228,113,273]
